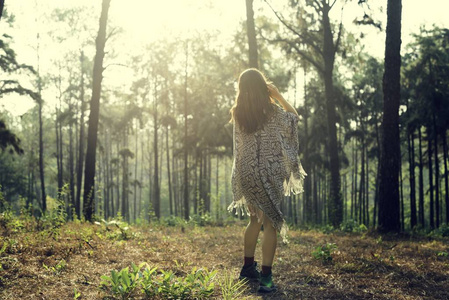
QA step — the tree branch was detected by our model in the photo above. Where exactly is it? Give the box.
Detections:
[103,63,130,71]
[260,32,324,75]
[0,0,5,21]
[334,7,344,52]
[310,0,323,13]
[263,0,323,57]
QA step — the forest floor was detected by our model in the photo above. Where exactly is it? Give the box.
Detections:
[1,216,449,300]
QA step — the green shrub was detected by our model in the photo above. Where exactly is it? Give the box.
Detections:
[436,224,449,237]
[145,267,216,299]
[100,262,144,300]
[320,224,335,234]
[101,263,217,299]
[340,219,367,233]
[437,251,448,257]
[312,243,338,263]
[189,213,212,227]
[163,215,187,227]
[96,219,134,241]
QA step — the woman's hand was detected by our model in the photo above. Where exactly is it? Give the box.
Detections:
[267,83,281,100]
[267,83,299,116]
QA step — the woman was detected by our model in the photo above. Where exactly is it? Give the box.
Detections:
[228,68,306,293]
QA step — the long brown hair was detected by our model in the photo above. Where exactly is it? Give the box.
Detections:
[230,68,274,133]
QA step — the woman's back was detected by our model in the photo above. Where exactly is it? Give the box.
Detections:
[229,68,306,293]
[230,104,306,242]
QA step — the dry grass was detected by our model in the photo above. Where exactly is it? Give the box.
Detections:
[1,219,449,299]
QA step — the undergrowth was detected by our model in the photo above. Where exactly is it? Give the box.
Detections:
[100,262,229,299]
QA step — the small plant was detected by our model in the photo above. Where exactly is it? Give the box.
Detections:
[73,288,81,299]
[183,267,216,298]
[320,224,334,234]
[97,219,133,241]
[0,240,7,271]
[189,213,212,227]
[163,215,188,227]
[218,270,247,300]
[154,267,216,299]
[101,263,217,299]
[43,259,67,275]
[437,251,448,257]
[100,262,144,300]
[312,243,338,263]
[140,266,158,298]
[340,219,368,233]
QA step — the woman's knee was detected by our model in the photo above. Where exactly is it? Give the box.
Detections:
[249,215,259,226]
[263,218,275,231]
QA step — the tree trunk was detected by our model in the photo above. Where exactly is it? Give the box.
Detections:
[433,113,440,228]
[312,165,318,224]
[208,151,212,212]
[378,0,402,232]
[418,128,425,227]
[408,131,417,228]
[216,155,220,220]
[134,121,138,221]
[428,129,435,229]
[147,128,152,220]
[83,0,111,221]
[183,42,189,220]
[104,128,110,219]
[153,84,160,219]
[373,114,381,228]
[373,157,380,229]
[303,66,312,224]
[173,156,179,216]
[0,0,5,21]
[195,150,200,215]
[358,140,365,225]
[225,158,229,209]
[399,160,404,231]
[107,131,114,217]
[351,139,356,220]
[55,109,62,195]
[343,172,347,221]
[245,0,258,68]
[365,143,370,226]
[354,139,358,221]
[76,51,86,218]
[204,149,211,213]
[55,66,64,199]
[443,130,449,224]
[166,126,173,216]
[38,93,46,213]
[122,130,130,222]
[68,99,75,215]
[322,3,342,227]
[139,133,144,218]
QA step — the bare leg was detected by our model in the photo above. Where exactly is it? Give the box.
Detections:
[244,215,262,258]
[262,217,277,268]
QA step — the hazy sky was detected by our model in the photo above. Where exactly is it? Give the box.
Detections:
[2,0,449,116]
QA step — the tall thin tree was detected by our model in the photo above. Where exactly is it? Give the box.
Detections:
[83,0,111,221]
[76,51,86,218]
[183,41,190,220]
[378,0,402,232]
[265,0,344,226]
[245,0,259,68]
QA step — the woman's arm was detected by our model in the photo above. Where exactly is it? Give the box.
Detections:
[267,84,299,116]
